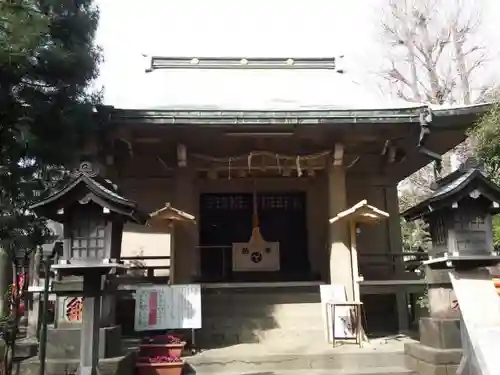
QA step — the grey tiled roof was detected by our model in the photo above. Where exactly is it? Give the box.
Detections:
[402,168,500,220]
[86,176,135,206]
[30,173,147,224]
[431,169,476,200]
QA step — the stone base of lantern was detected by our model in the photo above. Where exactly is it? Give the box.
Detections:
[19,350,135,375]
[46,324,122,359]
[12,338,39,360]
[404,317,462,375]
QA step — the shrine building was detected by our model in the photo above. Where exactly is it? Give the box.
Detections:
[93,57,492,341]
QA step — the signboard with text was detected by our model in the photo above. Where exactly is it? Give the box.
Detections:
[134,284,202,331]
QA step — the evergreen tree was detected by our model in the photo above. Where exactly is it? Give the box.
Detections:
[0,1,103,372]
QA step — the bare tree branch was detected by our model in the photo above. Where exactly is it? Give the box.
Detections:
[378,0,494,207]
[378,0,488,106]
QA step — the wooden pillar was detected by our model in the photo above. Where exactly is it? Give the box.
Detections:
[384,184,410,332]
[327,166,354,300]
[173,166,197,283]
[349,220,361,302]
[168,222,176,284]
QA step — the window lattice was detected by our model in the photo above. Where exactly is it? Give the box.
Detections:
[204,195,249,210]
[454,212,486,231]
[260,195,302,210]
[260,196,287,209]
[71,217,106,259]
[433,216,446,245]
[469,216,485,230]
[202,194,303,211]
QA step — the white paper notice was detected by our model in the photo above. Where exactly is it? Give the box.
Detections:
[134,284,202,331]
[319,284,355,342]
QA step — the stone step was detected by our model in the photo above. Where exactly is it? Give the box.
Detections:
[203,292,320,305]
[203,314,325,330]
[186,351,408,373]
[203,301,323,315]
[198,328,327,347]
[202,286,322,296]
[19,352,135,375]
[185,369,414,375]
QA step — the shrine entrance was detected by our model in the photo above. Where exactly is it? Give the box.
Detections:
[199,192,310,282]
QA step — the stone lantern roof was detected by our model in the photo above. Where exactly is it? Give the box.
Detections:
[30,161,148,224]
[402,163,500,222]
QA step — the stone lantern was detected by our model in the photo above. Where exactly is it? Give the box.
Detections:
[28,161,147,375]
[402,161,500,375]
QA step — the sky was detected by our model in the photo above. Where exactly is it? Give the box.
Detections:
[94,0,500,110]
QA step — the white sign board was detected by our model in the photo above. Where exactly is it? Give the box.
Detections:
[232,242,280,271]
[319,284,355,342]
[134,284,202,331]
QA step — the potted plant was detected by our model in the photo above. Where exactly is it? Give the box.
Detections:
[136,356,184,375]
[139,334,186,358]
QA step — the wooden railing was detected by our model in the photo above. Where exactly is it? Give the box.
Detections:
[121,255,171,278]
[197,245,233,281]
[119,249,430,283]
[358,251,429,280]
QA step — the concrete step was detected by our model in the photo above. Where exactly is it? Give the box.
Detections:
[186,351,408,374]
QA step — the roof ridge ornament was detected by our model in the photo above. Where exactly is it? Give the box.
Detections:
[146,56,342,71]
[70,161,99,179]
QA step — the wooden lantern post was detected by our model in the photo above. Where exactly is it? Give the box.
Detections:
[148,203,196,284]
[329,199,390,302]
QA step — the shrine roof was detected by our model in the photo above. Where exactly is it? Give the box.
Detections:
[111,102,492,127]
[148,203,196,223]
[329,200,389,225]
[31,167,148,224]
[401,168,500,221]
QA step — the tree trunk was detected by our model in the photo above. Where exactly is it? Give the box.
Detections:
[0,248,12,318]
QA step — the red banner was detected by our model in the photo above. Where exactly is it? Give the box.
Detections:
[148,291,158,325]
